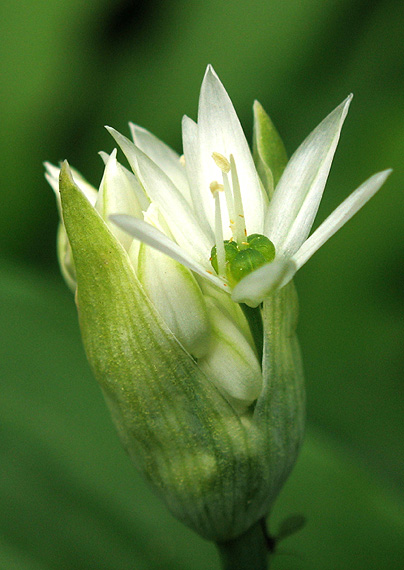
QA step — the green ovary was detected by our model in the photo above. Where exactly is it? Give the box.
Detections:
[210,234,275,286]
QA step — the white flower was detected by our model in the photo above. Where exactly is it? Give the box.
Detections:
[45,64,390,409]
[108,65,391,308]
[44,66,390,540]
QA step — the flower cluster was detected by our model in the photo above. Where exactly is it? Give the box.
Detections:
[46,65,390,542]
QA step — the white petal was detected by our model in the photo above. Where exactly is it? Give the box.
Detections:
[98,151,109,163]
[110,214,229,292]
[265,96,352,256]
[231,258,297,308]
[44,161,61,193]
[129,123,192,205]
[108,127,212,265]
[182,115,215,238]
[99,150,149,211]
[293,169,392,269]
[137,243,211,358]
[95,149,143,249]
[56,222,76,292]
[198,297,262,408]
[106,126,140,172]
[198,65,267,236]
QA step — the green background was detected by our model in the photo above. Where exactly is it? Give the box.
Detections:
[1,0,403,568]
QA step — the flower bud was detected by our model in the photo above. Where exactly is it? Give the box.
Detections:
[198,296,262,410]
[137,242,211,358]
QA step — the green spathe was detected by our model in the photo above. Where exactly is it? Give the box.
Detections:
[58,162,305,542]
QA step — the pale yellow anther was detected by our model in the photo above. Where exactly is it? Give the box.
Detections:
[212,152,231,173]
[210,180,224,195]
[179,154,186,166]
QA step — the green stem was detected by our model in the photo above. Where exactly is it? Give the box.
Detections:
[240,303,263,364]
[216,519,270,570]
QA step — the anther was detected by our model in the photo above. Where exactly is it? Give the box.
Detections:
[212,152,231,173]
[210,180,224,194]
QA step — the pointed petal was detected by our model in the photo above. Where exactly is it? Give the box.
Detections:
[95,149,143,249]
[198,65,267,235]
[108,127,212,265]
[106,126,142,175]
[293,169,392,269]
[129,123,192,204]
[231,258,297,308]
[99,150,150,211]
[44,161,61,193]
[182,115,215,238]
[98,150,109,163]
[110,214,229,292]
[265,96,352,256]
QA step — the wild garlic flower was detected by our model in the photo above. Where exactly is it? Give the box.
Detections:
[45,65,390,544]
[105,65,390,308]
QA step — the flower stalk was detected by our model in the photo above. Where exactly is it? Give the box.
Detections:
[216,519,270,570]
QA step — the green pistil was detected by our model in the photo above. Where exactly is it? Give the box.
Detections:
[210,234,276,286]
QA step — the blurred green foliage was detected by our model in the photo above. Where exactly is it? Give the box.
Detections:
[1,0,403,568]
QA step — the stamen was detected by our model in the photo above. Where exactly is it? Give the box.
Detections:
[222,171,236,237]
[212,152,236,240]
[209,181,226,276]
[229,154,247,244]
[179,154,186,166]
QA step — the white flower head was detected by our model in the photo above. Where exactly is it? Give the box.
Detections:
[109,66,390,307]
